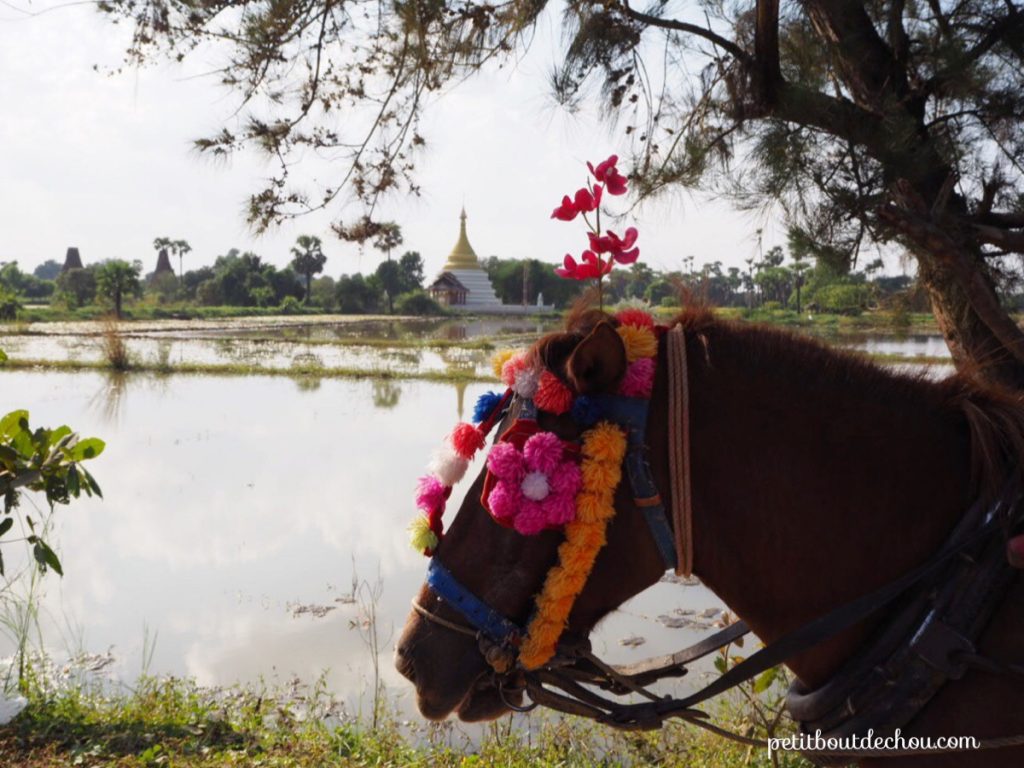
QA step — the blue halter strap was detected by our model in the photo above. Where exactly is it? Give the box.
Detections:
[591,394,679,571]
[425,558,524,646]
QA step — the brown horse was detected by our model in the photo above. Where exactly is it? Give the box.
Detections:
[396,308,1024,766]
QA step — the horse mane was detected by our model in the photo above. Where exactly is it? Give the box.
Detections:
[670,307,1024,503]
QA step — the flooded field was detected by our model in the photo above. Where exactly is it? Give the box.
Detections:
[0,317,949,378]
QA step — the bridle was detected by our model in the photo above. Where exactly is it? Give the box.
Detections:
[410,322,1024,761]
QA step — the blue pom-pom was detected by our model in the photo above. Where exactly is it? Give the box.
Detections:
[473,391,503,424]
[571,396,605,427]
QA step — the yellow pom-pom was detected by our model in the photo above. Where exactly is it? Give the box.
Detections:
[408,516,439,553]
[491,349,516,379]
[617,325,657,363]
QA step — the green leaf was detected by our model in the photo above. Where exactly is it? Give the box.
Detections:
[0,518,12,538]
[753,667,778,694]
[33,540,63,576]
[0,410,28,440]
[70,438,105,462]
[0,349,7,364]
[714,656,727,674]
[49,426,72,446]
[67,465,80,497]
[82,469,102,498]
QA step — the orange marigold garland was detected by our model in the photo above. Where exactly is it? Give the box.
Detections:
[518,421,627,670]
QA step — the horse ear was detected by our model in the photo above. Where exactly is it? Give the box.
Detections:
[567,322,627,395]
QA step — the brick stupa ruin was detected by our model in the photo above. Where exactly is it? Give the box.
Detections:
[61,247,83,272]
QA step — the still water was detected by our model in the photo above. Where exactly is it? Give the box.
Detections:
[0,371,724,716]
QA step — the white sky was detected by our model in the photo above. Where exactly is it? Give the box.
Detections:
[0,1,800,280]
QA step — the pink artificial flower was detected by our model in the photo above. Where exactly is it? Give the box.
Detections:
[486,432,581,535]
[551,195,579,221]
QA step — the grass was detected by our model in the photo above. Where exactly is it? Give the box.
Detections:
[0,674,814,767]
[0,357,493,383]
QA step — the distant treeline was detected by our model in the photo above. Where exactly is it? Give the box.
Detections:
[1,233,991,320]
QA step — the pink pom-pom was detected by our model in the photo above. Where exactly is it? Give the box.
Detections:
[544,491,577,527]
[513,499,548,536]
[451,422,485,460]
[619,357,655,398]
[549,462,581,497]
[535,371,574,415]
[415,475,447,513]
[501,352,529,388]
[487,442,525,482]
[523,431,564,475]
[488,482,520,523]
[616,308,655,329]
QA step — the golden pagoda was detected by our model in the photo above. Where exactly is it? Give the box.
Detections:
[429,208,502,310]
[443,208,480,270]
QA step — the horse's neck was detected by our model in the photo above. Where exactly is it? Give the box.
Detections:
[678,325,972,687]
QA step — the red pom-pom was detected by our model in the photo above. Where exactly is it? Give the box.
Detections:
[451,422,486,459]
[615,308,655,329]
[535,371,574,415]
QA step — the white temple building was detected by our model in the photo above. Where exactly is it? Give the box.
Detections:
[428,209,552,314]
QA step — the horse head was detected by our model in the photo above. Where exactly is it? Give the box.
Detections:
[395,309,670,721]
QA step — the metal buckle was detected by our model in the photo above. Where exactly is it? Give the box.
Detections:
[911,618,974,679]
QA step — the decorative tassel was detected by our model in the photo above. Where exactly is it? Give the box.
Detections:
[451,422,486,460]
[473,391,503,424]
[408,515,439,554]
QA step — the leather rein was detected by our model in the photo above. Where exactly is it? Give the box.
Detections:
[413,326,1024,759]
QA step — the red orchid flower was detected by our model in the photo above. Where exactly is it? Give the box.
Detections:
[587,155,619,182]
[573,187,596,213]
[587,155,628,195]
[551,195,579,221]
[588,227,639,263]
[580,250,613,277]
[604,167,628,196]
[556,251,611,280]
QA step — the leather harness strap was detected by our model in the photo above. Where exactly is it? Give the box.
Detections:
[667,324,694,577]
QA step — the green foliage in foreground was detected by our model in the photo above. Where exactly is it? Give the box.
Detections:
[0,675,812,767]
[0,410,103,578]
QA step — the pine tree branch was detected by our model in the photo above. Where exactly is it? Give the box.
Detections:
[620,2,753,65]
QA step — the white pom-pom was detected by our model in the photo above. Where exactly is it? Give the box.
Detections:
[513,367,540,398]
[429,446,469,486]
[521,471,550,501]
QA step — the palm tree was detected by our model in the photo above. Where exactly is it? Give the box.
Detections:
[290,235,327,304]
[96,260,142,318]
[173,240,192,280]
[152,237,192,280]
[372,223,403,262]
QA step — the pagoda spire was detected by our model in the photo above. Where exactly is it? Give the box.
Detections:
[443,207,480,270]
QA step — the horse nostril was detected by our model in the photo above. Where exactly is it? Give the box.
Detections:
[395,642,416,682]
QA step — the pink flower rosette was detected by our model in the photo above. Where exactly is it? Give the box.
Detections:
[485,431,581,535]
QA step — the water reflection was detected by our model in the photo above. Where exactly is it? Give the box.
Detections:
[372,380,401,409]
[0,370,747,713]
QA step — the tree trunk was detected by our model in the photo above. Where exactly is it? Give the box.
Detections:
[115,291,122,319]
[305,273,312,304]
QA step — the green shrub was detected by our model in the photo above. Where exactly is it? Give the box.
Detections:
[810,283,870,315]
[394,290,445,316]
[278,295,304,314]
[0,289,22,320]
